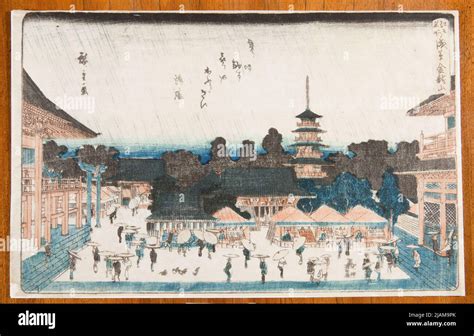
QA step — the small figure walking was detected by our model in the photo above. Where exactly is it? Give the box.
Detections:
[296,245,305,265]
[307,259,316,283]
[362,253,372,283]
[135,238,145,267]
[44,242,52,264]
[105,257,113,278]
[374,260,381,281]
[150,248,157,272]
[167,230,174,252]
[92,246,100,273]
[112,260,121,282]
[412,249,421,272]
[117,225,124,244]
[243,247,251,268]
[197,239,205,257]
[109,207,117,224]
[207,243,216,259]
[259,258,267,284]
[124,257,132,280]
[337,240,343,259]
[69,254,77,280]
[344,258,356,278]
[224,257,232,282]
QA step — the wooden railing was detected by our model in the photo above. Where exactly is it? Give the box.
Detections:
[418,128,456,160]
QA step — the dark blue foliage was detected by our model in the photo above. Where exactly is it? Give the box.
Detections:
[298,172,382,215]
[377,170,409,230]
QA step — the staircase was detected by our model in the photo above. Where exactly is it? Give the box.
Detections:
[21,224,91,292]
[394,227,458,290]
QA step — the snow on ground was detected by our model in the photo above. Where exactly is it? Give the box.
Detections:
[56,206,409,283]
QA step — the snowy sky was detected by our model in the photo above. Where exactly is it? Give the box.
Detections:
[22,13,455,149]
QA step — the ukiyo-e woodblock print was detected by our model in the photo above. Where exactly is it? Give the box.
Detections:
[10,11,464,298]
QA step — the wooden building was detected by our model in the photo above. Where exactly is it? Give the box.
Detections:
[21,70,98,248]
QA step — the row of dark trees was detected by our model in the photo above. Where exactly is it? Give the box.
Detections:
[161,127,291,189]
[42,141,119,179]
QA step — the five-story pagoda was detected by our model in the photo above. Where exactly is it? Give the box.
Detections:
[289,76,330,179]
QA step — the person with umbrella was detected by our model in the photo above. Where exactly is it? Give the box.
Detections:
[92,246,100,274]
[117,225,124,244]
[259,257,268,284]
[273,249,289,278]
[135,238,146,267]
[224,257,232,282]
[277,257,287,278]
[150,248,157,272]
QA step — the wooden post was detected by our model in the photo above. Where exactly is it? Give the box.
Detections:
[33,133,43,248]
[417,176,425,245]
[44,192,51,243]
[77,186,83,228]
[62,191,69,235]
[25,195,32,239]
[439,183,447,256]
[51,196,58,229]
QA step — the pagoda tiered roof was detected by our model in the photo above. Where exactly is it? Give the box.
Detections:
[295,109,322,119]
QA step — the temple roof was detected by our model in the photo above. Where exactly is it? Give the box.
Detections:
[407,76,456,116]
[22,70,98,138]
[296,109,322,119]
[147,193,216,222]
[109,158,166,182]
[197,168,311,197]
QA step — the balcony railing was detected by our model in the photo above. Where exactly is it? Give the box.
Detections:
[22,174,82,194]
[418,128,456,160]
[296,121,319,128]
[295,136,321,142]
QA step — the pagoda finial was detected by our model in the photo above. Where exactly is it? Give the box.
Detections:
[306,75,310,110]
